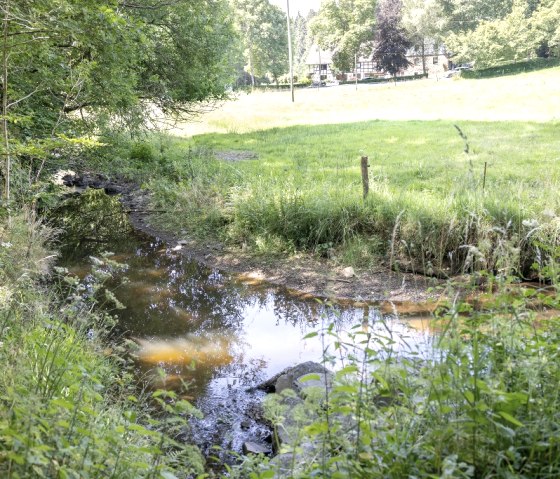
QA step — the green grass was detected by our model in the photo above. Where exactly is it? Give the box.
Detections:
[91,66,560,278]
[125,119,560,277]
[170,65,560,136]
[462,57,560,79]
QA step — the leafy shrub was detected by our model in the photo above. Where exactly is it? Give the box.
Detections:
[0,214,205,478]
[130,141,157,163]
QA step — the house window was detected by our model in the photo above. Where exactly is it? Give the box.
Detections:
[433,56,439,65]
[320,64,327,71]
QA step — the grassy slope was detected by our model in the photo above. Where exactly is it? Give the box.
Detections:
[141,67,560,276]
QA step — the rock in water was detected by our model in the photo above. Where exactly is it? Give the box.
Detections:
[242,441,269,455]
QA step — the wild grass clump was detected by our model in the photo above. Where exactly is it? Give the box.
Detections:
[0,214,204,478]
[92,120,560,279]
[232,271,560,478]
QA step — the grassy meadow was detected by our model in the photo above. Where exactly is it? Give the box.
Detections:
[172,63,560,136]
[116,66,560,278]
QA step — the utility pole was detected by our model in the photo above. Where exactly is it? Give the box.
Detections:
[355,52,358,91]
[318,46,321,90]
[286,0,294,102]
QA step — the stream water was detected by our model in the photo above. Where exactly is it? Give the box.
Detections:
[55,190,436,463]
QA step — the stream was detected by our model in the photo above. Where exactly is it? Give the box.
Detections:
[54,189,436,464]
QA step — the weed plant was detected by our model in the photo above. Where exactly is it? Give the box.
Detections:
[0,214,205,478]
[231,265,560,478]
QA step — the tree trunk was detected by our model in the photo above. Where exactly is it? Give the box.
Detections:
[286,0,294,102]
[248,37,255,90]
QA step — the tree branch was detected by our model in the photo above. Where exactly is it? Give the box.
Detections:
[7,86,40,108]
[118,0,180,10]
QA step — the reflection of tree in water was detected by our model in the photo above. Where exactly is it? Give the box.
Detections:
[52,189,134,261]
[115,243,256,337]
[271,292,367,333]
[54,189,393,403]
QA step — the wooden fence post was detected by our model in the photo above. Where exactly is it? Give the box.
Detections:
[361,156,369,199]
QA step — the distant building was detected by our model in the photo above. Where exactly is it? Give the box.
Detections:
[305,45,337,83]
[402,41,452,78]
[306,41,451,81]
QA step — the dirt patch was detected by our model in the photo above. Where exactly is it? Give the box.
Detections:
[122,189,442,305]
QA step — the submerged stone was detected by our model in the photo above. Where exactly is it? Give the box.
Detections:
[242,441,270,455]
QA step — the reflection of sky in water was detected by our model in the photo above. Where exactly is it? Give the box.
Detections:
[63,231,436,398]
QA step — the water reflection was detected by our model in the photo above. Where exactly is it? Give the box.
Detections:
[56,191,435,457]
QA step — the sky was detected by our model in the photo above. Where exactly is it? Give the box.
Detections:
[269,0,322,15]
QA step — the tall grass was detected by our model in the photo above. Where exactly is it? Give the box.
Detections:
[105,120,560,278]
[231,266,560,478]
[0,213,204,478]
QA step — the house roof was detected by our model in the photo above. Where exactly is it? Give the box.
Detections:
[306,44,334,65]
[306,39,448,66]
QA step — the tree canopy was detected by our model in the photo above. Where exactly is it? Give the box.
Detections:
[0,0,237,199]
[373,0,412,76]
[443,0,560,67]
[310,0,377,72]
[231,0,288,86]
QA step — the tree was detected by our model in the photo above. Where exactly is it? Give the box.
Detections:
[0,0,237,200]
[435,0,515,34]
[531,0,560,57]
[445,0,542,68]
[293,11,316,80]
[231,0,288,87]
[309,0,377,73]
[373,0,412,77]
[402,0,445,74]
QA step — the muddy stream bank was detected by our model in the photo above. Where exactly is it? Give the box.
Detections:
[54,187,437,466]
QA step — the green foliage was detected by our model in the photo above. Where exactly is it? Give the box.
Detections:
[436,0,515,33]
[531,0,560,57]
[231,0,289,85]
[234,273,560,478]
[373,0,413,76]
[293,11,316,80]
[130,142,157,163]
[441,0,560,68]
[310,0,377,72]
[0,0,237,201]
[0,214,205,478]
[446,1,535,68]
